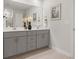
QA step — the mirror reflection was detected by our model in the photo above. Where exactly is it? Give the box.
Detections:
[4,0,43,29]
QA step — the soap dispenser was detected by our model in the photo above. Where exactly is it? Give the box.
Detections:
[28,22,32,30]
[23,22,27,29]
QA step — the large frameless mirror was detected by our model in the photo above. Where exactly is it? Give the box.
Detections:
[4,0,43,29]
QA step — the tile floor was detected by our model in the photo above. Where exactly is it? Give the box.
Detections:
[5,48,72,59]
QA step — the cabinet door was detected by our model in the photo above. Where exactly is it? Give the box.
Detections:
[28,36,37,51]
[16,36,28,54]
[4,38,16,58]
[37,33,49,48]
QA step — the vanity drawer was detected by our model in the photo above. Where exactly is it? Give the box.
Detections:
[28,31,37,36]
[37,30,49,34]
[3,31,27,38]
[3,32,16,38]
[15,31,27,37]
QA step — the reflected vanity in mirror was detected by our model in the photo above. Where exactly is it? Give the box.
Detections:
[4,0,43,30]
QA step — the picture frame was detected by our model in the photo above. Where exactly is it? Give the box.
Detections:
[51,4,61,20]
[33,13,37,21]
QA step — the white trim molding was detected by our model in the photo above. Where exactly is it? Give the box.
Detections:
[53,47,72,58]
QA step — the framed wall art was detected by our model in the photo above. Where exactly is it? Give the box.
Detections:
[51,3,61,20]
[33,13,37,21]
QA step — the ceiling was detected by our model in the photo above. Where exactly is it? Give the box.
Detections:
[4,0,35,10]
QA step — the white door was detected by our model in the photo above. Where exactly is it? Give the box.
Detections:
[4,38,16,58]
[16,36,28,54]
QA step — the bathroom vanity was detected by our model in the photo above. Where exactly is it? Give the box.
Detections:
[4,0,49,58]
[3,29,50,58]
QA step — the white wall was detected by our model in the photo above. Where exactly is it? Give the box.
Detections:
[43,0,74,57]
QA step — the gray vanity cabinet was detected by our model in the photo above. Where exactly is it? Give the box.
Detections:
[37,30,49,48]
[27,31,37,51]
[4,30,50,58]
[27,36,37,51]
[4,37,16,58]
[3,31,28,58]
[16,36,28,54]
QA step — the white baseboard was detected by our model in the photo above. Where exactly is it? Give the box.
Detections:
[52,47,72,57]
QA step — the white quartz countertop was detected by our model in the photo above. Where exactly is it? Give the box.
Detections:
[3,27,50,32]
